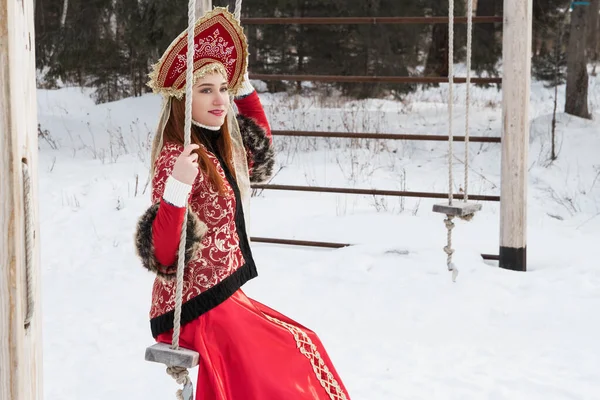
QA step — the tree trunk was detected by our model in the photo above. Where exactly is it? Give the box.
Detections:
[552,82,558,160]
[424,23,449,78]
[60,0,68,27]
[296,1,306,92]
[551,19,566,161]
[247,26,258,68]
[565,5,590,119]
[110,0,117,39]
[47,0,68,68]
[472,0,501,77]
[588,0,599,70]
[475,0,497,43]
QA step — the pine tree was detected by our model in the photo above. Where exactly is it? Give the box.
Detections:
[532,11,568,161]
[243,0,298,92]
[298,0,348,92]
[532,0,572,57]
[337,0,424,99]
[532,48,567,86]
[471,0,502,85]
[34,0,63,80]
[33,0,583,104]
[422,0,467,85]
[48,0,114,87]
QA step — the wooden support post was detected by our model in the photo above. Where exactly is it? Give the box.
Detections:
[196,0,212,15]
[0,0,43,399]
[499,0,532,271]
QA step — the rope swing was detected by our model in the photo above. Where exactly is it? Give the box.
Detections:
[433,0,482,282]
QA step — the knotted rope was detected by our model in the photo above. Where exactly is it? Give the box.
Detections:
[443,0,474,282]
[166,0,197,398]
[165,0,244,397]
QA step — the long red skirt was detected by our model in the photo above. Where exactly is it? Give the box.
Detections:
[157,289,351,400]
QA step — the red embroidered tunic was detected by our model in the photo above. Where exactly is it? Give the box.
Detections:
[141,92,273,337]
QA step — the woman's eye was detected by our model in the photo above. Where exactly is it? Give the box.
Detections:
[220,87,228,93]
[201,89,211,94]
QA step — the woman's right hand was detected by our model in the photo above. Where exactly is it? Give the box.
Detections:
[171,144,200,185]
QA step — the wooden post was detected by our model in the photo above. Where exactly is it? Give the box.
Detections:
[499,0,532,271]
[0,0,43,399]
[196,0,212,15]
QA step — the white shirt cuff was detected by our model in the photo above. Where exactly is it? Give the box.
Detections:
[235,74,255,98]
[162,175,192,207]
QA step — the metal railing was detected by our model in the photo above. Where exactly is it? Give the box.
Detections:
[245,14,503,258]
[241,16,504,25]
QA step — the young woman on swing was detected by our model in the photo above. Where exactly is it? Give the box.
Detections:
[134,8,350,400]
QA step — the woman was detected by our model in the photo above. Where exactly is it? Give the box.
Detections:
[134,8,350,400]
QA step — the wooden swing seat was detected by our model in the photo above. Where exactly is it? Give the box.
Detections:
[433,202,482,217]
[145,343,200,369]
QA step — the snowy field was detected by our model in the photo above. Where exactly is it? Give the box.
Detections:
[37,72,600,399]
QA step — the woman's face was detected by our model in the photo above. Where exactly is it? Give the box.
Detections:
[191,72,230,127]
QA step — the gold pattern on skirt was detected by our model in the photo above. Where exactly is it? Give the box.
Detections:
[265,315,348,400]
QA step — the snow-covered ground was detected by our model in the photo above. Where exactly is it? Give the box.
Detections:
[37,72,600,399]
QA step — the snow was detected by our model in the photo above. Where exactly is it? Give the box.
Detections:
[36,73,600,399]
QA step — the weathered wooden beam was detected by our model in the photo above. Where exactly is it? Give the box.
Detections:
[0,0,43,398]
[499,0,532,271]
[195,0,211,15]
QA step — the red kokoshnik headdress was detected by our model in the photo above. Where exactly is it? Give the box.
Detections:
[147,7,248,98]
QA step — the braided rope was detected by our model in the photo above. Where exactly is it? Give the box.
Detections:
[167,366,193,400]
[443,216,458,281]
[444,0,458,280]
[171,0,196,354]
[166,1,197,399]
[443,0,475,280]
[22,162,35,327]
[447,0,455,206]
[234,0,243,21]
[464,0,473,201]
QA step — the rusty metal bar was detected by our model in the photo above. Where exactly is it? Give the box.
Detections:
[241,16,504,25]
[251,237,349,249]
[251,184,500,202]
[249,74,502,85]
[244,14,504,263]
[251,236,499,260]
[272,130,502,143]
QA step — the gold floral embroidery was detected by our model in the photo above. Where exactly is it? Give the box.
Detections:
[265,315,348,400]
[149,143,243,319]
